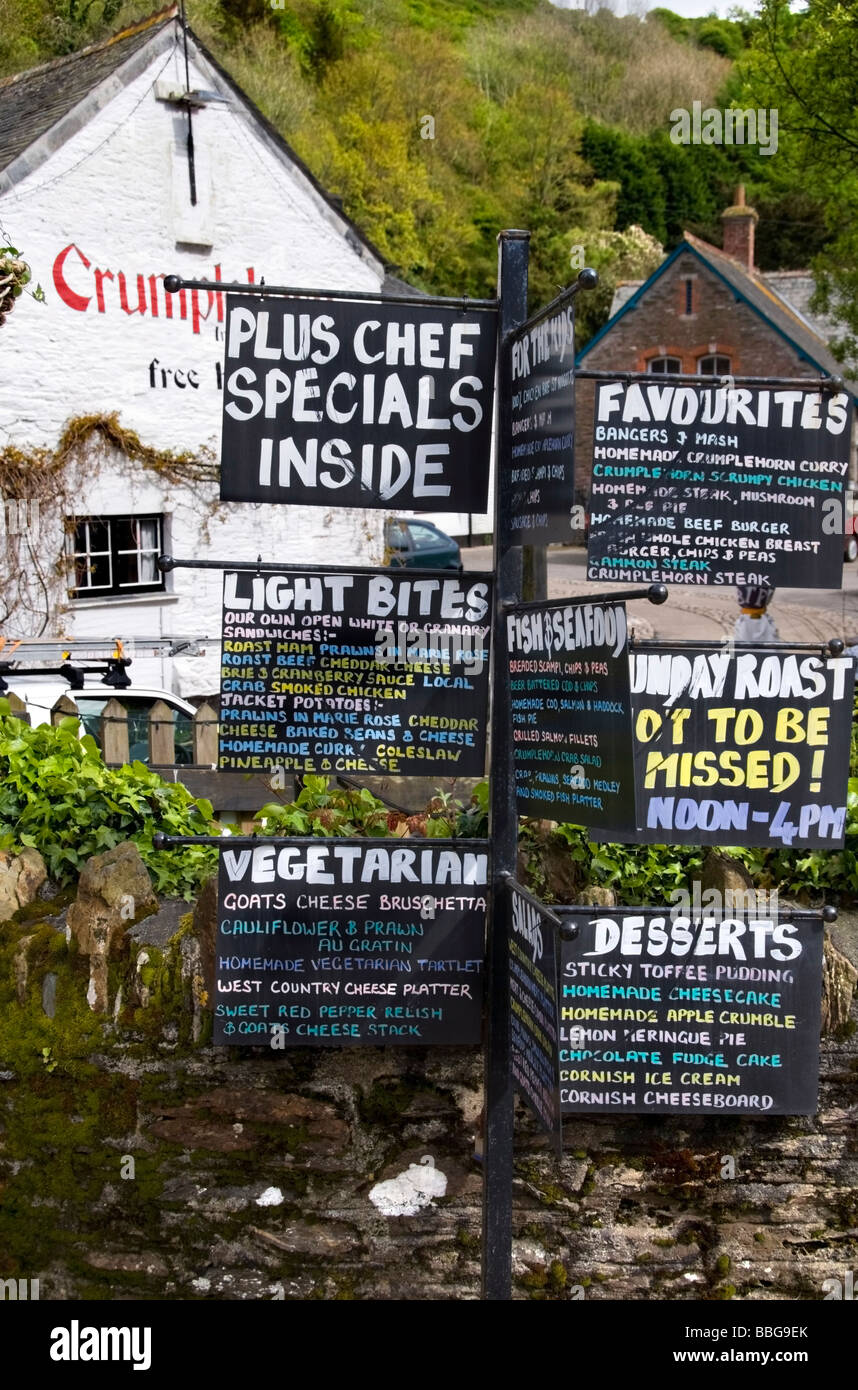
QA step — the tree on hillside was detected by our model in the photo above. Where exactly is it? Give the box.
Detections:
[741,0,858,368]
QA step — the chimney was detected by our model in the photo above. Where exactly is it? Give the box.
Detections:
[721,184,758,272]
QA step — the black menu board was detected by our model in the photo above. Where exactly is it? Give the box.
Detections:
[587,380,852,588]
[558,907,824,1115]
[504,293,576,543]
[619,645,855,849]
[508,599,635,830]
[215,839,488,1045]
[220,295,497,511]
[220,568,491,776]
[509,882,562,1153]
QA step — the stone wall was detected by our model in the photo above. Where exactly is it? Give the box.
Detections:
[1,867,856,1302]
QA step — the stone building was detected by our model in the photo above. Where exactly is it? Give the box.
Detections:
[574,188,858,518]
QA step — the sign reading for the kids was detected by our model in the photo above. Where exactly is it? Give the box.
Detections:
[618,645,855,849]
[215,839,487,1046]
[504,294,576,543]
[587,380,852,589]
[219,568,492,777]
[558,907,824,1116]
[508,600,636,831]
[508,882,562,1152]
[220,295,497,510]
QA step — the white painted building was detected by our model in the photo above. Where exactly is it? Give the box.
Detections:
[0,6,426,696]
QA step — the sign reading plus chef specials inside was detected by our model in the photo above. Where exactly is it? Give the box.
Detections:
[508,600,636,831]
[558,907,824,1115]
[219,296,497,510]
[621,646,855,849]
[219,568,491,776]
[215,840,487,1045]
[587,380,852,588]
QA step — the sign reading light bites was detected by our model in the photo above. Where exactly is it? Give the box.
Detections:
[557,908,824,1115]
[508,600,636,831]
[587,380,852,589]
[624,645,855,849]
[220,295,498,511]
[219,568,492,776]
[214,839,487,1046]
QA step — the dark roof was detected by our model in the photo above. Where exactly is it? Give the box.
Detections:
[0,7,177,174]
[580,231,858,397]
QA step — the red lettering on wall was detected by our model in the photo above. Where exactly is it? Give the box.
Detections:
[119,271,146,316]
[94,267,114,314]
[52,244,92,312]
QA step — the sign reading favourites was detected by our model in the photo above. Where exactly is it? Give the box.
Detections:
[219,568,491,776]
[220,296,497,510]
[215,839,487,1045]
[508,600,635,830]
[587,380,852,589]
[509,883,562,1152]
[558,907,824,1115]
[504,294,576,543]
[624,645,855,849]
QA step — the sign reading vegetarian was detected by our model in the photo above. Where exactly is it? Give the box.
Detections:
[215,839,487,1045]
[509,882,562,1152]
[504,295,576,543]
[220,295,497,510]
[219,568,491,776]
[619,645,855,849]
[508,599,636,830]
[587,380,852,589]
[558,907,824,1115]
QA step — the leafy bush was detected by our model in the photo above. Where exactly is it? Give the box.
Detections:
[0,700,217,897]
[254,775,485,838]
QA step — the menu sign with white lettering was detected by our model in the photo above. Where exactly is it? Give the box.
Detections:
[220,296,497,511]
[509,883,562,1152]
[215,839,488,1045]
[557,908,824,1115]
[507,600,635,830]
[504,295,576,543]
[587,381,852,588]
[219,568,492,777]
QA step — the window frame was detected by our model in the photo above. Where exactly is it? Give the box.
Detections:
[69,514,165,599]
[647,356,682,374]
[697,353,732,377]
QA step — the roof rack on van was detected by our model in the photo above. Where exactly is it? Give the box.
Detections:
[0,637,208,661]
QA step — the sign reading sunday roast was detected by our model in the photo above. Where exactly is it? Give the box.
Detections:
[504,292,576,543]
[557,906,824,1116]
[219,567,491,776]
[508,599,635,831]
[620,645,855,849]
[587,380,852,589]
[508,881,562,1152]
[220,295,497,511]
[215,839,487,1045]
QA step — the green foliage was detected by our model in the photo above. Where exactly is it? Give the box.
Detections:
[552,822,703,904]
[255,775,399,837]
[739,0,858,368]
[0,699,216,897]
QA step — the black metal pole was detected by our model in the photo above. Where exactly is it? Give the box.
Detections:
[576,368,845,390]
[482,228,529,1301]
[162,274,497,313]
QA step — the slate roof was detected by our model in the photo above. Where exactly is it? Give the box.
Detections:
[586,231,857,396]
[0,7,177,174]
